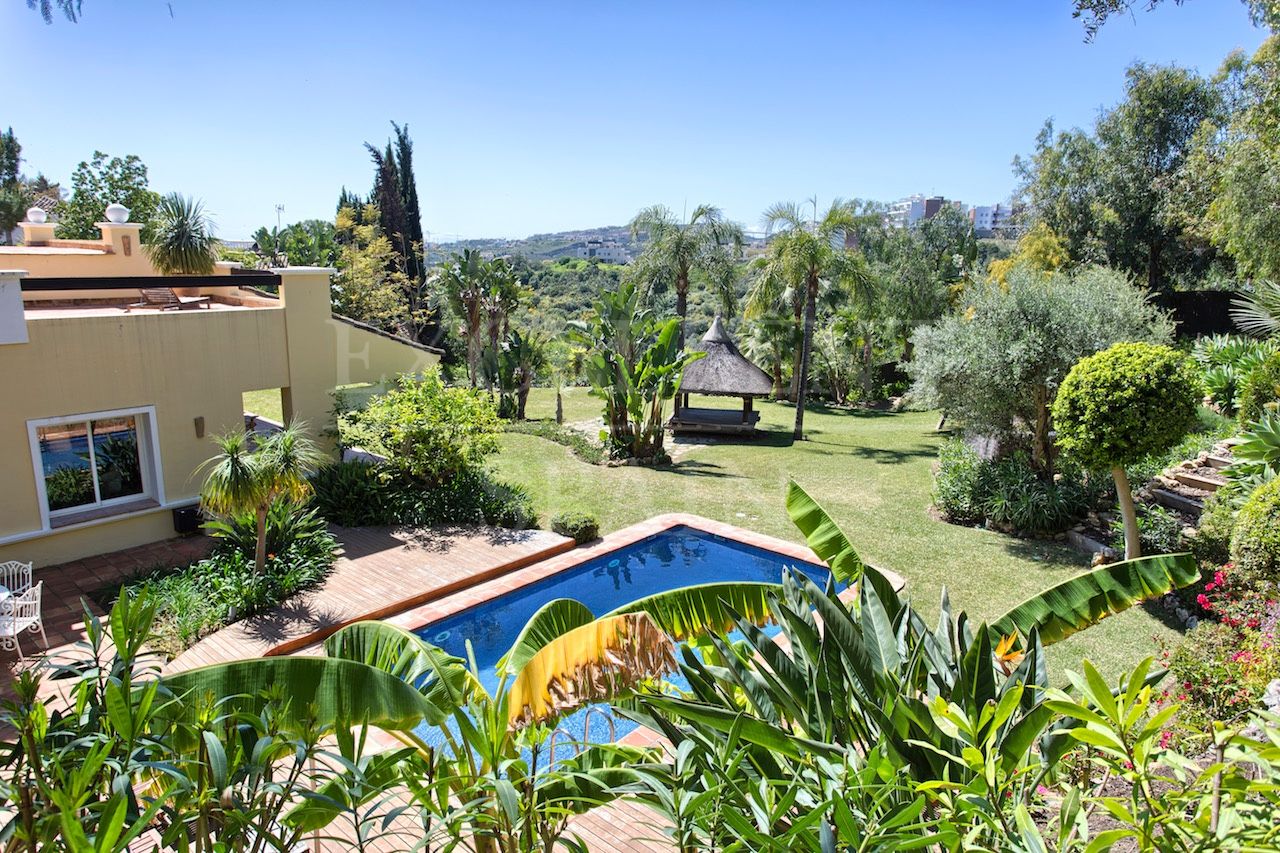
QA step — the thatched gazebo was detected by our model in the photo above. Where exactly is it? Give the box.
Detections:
[669,315,774,436]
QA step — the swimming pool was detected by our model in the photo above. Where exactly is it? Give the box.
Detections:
[413,524,836,751]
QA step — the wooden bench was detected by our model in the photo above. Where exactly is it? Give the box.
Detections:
[126,287,211,311]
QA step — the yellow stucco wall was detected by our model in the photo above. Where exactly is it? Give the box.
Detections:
[0,249,438,567]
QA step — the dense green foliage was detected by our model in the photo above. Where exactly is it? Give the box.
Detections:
[119,502,337,655]
[1053,342,1202,470]
[1192,334,1279,416]
[1231,478,1280,585]
[932,438,1105,533]
[55,150,159,240]
[1239,350,1280,425]
[910,266,1174,469]
[338,370,500,485]
[549,511,599,543]
[310,460,535,530]
[250,218,337,268]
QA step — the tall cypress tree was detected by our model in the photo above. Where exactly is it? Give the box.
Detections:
[391,122,425,283]
[364,142,410,271]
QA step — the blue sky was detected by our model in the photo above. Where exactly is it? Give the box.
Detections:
[2,1,1267,240]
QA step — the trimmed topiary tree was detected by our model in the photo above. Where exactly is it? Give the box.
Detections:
[1238,350,1280,426]
[1052,342,1202,559]
[1230,478,1280,586]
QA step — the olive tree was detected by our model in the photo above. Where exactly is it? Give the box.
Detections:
[909,265,1173,472]
[1052,342,1202,559]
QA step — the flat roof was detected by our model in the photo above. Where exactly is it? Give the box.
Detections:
[0,246,107,256]
[24,302,274,320]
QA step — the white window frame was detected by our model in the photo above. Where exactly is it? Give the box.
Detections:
[27,406,166,530]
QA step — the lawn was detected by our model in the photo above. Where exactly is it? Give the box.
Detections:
[491,386,1184,680]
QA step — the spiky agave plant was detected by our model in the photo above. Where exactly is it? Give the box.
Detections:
[147,193,220,275]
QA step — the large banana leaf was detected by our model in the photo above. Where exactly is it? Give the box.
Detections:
[498,598,597,677]
[508,612,677,728]
[323,621,473,725]
[990,553,1200,646]
[605,582,780,642]
[785,480,864,583]
[162,657,436,734]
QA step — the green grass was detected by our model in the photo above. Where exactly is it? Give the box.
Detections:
[243,388,284,423]
[490,387,1184,681]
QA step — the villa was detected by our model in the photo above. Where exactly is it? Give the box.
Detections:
[0,209,439,568]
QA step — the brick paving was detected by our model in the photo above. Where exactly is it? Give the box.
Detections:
[0,534,212,701]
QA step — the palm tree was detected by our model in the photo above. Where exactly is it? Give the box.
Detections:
[629,204,744,348]
[197,422,325,576]
[748,200,873,439]
[741,311,796,400]
[431,249,488,388]
[1232,280,1280,338]
[482,259,523,395]
[146,193,220,275]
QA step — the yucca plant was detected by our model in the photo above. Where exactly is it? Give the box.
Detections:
[196,422,326,575]
[146,193,220,275]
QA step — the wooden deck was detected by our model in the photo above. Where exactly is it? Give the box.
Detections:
[167,524,574,672]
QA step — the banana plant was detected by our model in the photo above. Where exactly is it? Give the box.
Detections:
[618,482,1202,847]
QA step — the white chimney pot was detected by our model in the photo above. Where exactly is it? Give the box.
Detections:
[105,203,130,224]
[25,207,47,224]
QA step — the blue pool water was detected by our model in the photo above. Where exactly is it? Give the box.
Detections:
[413,525,836,756]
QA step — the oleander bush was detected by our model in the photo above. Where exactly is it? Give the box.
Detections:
[1231,478,1280,585]
[550,511,599,543]
[1238,350,1280,426]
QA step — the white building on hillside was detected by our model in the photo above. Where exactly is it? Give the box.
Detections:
[576,239,630,264]
[969,203,1016,236]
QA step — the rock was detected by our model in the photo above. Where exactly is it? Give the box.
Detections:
[1186,616,1198,630]
[1091,552,1112,568]
[1054,533,1067,541]
[1264,680,1280,713]
[1182,526,1198,539]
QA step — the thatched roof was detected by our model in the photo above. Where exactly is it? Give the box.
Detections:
[679,316,774,397]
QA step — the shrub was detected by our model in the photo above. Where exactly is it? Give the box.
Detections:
[1053,341,1202,558]
[932,439,1104,534]
[1165,618,1280,748]
[338,370,500,485]
[931,439,987,525]
[550,512,599,544]
[1109,503,1183,556]
[1191,494,1236,567]
[309,461,391,527]
[1238,350,1280,426]
[310,461,536,530]
[1231,478,1280,585]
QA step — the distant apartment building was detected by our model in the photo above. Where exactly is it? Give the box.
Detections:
[576,239,630,264]
[886,195,963,229]
[969,203,1016,236]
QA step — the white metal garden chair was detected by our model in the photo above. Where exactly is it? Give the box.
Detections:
[0,581,47,660]
[0,561,32,596]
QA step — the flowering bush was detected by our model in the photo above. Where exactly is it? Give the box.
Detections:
[1162,562,1280,750]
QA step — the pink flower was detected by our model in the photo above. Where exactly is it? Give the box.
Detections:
[1159,731,1172,749]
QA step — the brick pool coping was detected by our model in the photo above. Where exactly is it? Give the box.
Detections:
[376,512,906,639]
